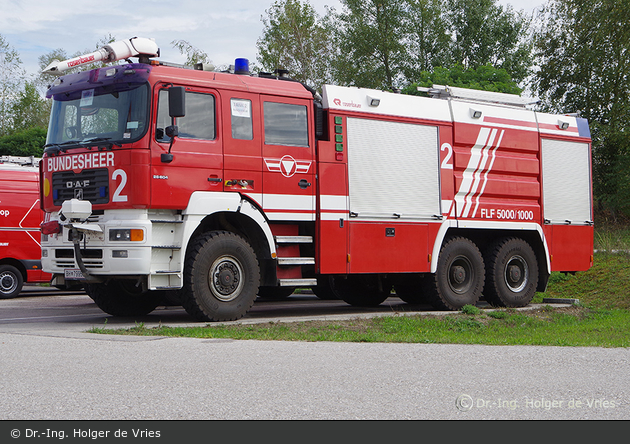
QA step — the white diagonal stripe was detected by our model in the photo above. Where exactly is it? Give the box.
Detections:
[455,128,491,217]
[472,129,504,217]
[462,128,497,218]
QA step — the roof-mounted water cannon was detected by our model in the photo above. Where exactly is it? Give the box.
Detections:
[42,37,160,75]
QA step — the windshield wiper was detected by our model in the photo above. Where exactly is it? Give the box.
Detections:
[43,141,82,155]
[44,138,123,156]
[82,137,123,150]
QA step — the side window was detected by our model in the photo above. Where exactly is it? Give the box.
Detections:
[156,90,170,142]
[263,102,308,147]
[231,98,253,140]
[156,89,216,141]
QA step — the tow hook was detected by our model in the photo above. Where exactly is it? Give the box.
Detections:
[71,227,104,284]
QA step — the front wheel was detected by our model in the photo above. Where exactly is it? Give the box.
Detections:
[0,265,23,299]
[423,237,485,310]
[85,280,160,317]
[484,237,538,307]
[181,231,260,322]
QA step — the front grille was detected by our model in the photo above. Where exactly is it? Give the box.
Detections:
[53,249,104,269]
[55,249,103,259]
[52,168,109,205]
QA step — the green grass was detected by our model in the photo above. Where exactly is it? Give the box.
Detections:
[89,243,630,348]
[89,304,630,348]
[594,219,630,252]
[533,252,630,310]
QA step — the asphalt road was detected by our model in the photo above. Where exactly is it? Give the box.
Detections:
[1,286,629,421]
[0,286,446,332]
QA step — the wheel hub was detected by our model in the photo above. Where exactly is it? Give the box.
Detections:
[508,265,522,283]
[504,255,528,293]
[218,266,236,288]
[451,266,466,284]
[1,273,17,293]
[210,256,244,301]
[448,256,473,294]
[214,262,239,295]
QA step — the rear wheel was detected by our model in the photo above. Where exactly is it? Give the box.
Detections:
[85,280,160,317]
[181,231,260,321]
[257,286,295,300]
[312,276,339,300]
[423,237,484,310]
[332,275,391,307]
[484,237,538,307]
[0,265,23,299]
[394,274,426,304]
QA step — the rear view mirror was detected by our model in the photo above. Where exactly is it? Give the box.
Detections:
[169,86,186,118]
[162,86,185,163]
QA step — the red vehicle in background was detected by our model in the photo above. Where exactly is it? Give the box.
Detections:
[0,156,51,298]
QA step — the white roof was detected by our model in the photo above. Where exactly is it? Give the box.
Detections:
[322,85,451,122]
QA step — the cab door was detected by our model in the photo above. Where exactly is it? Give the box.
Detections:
[221,93,262,206]
[260,95,316,221]
[151,86,223,209]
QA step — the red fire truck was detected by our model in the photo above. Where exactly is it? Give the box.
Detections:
[40,38,593,321]
[1,156,51,298]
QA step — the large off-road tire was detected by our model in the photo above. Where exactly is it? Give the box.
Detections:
[332,275,391,307]
[54,282,84,291]
[181,231,260,322]
[484,237,538,307]
[0,265,23,299]
[312,276,339,300]
[423,237,485,310]
[85,280,160,317]
[257,286,295,300]
[394,274,426,304]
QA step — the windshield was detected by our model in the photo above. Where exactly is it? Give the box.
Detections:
[46,82,149,148]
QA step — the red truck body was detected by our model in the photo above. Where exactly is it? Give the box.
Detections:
[39,44,593,321]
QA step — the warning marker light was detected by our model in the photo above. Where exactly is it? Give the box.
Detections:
[235,58,250,75]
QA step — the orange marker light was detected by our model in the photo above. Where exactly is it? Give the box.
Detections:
[130,229,144,242]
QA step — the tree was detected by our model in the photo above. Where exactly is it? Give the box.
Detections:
[10,82,48,132]
[172,40,212,67]
[402,64,523,96]
[327,0,531,91]
[404,0,452,75]
[0,34,26,134]
[531,0,630,217]
[330,0,409,91]
[444,0,532,84]
[0,127,46,157]
[256,0,332,91]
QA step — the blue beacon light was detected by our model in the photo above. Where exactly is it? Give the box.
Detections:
[234,58,250,75]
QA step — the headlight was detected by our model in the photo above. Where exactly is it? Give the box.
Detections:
[109,229,144,242]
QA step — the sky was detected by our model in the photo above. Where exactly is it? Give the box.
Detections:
[1,0,544,79]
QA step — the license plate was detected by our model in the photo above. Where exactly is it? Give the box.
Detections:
[64,268,84,280]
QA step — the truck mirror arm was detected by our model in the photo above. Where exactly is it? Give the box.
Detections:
[161,121,178,163]
[162,86,186,163]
